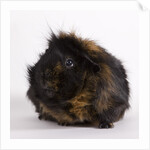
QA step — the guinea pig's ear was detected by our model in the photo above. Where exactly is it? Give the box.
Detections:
[84,55,100,73]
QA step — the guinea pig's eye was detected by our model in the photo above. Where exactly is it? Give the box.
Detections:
[65,58,74,68]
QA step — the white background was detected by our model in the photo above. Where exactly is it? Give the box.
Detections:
[10,9,139,139]
[0,1,149,149]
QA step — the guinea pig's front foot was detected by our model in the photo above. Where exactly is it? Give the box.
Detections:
[98,122,114,129]
[38,114,43,120]
[38,114,47,120]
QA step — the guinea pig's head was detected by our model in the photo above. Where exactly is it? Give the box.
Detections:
[32,32,100,101]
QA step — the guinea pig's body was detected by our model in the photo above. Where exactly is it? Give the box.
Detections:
[27,32,130,128]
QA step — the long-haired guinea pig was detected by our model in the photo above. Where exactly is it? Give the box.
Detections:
[27,31,130,128]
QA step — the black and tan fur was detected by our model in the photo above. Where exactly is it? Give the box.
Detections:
[27,31,130,128]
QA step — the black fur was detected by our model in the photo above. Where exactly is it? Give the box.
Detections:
[27,32,130,128]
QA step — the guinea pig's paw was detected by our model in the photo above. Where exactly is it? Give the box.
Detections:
[98,122,114,129]
[38,113,48,120]
[58,121,71,126]
[38,114,43,120]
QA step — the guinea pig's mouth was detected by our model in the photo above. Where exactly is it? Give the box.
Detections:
[44,88,55,98]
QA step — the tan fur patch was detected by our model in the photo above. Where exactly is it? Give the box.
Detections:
[100,63,116,93]
[59,31,68,38]
[95,63,116,113]
[68,89,96,122]
[82,39,100,52]
[47,80,59,91]
[59,31,77,39]
[45,62,63,91]
[54,62,63,74]
[58,31,108,60]
[39,102,74,123]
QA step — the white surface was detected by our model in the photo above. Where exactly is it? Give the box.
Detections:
[10,9,139,139]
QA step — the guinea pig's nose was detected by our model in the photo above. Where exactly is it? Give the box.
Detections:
[45,88,55,98]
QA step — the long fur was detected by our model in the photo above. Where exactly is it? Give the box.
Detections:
[27,31,130,128]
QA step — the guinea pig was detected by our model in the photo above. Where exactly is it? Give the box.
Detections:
[27,31,130,128]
